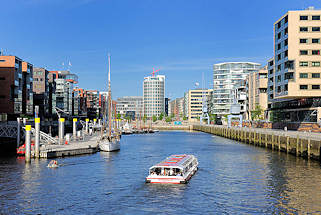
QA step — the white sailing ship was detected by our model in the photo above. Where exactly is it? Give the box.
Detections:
[99,54,120,152]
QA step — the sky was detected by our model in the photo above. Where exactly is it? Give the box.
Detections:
[0,0,319,99]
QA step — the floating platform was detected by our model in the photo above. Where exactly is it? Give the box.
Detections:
[39,135,100,158]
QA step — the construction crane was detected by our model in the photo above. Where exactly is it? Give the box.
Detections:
[151,68,160,77]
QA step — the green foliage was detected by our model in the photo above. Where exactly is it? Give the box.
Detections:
[165,116,172,123]
[209,113,217,122]
[183,116,188,121]
[116,113,122,119]
[158,112,164,121]
[170,113,175,119]
[251,104,263,121]
[152,115,157,122]
[143,114,147,123]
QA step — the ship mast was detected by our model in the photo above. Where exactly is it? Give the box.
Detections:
[108,54,112,138]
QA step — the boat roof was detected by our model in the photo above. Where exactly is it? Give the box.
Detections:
[151,154,194,168]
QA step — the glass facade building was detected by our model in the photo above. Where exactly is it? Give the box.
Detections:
[211,62,261,116]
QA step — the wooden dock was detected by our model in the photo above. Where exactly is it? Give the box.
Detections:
[39,135,100,158]
[193,125,321,162]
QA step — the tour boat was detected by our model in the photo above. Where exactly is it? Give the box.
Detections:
[146,154,198,184]
[98,54,121,152]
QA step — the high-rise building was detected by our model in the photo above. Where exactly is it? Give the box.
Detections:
[212,62,260,116]
[185,89,213,122]
[268,7,321,123]
[143,75,165,117]
[0,55,33,118]
[116,96,143,119]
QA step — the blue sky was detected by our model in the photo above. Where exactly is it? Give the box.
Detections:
[1,0,319,99]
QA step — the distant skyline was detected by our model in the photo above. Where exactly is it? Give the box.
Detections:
[1,0,319,99]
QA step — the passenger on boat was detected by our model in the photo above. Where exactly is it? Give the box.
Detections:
[169,168,174,176]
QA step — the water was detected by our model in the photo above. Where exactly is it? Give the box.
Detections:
[1,131,321,214]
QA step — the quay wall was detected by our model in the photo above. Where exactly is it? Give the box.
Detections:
[192,125,321,162]
[152,125,192,131]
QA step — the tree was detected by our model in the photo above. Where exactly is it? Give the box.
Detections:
[251,105,263,121]
[152,115,157,122]
[209,113,217,123]
[116,113,122,119]
[158,112,164,121]
[183,115,188,121]
[165,116,172,123]
[143,114,147,123]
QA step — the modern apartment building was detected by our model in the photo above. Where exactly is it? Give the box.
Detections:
[186,89,213,122]
[33,67,49,118]
[116,96,143,119]
[269,7,321,122]
[168,97,184,119]
[212,62,261,116]
[72,88,87,116]
[22,61,34,115]
[143,75,165,117]
[50,70,78,115]
[235,81,247,118]
[247,67,268,120]
[85,90,100,118]
[0,55,33,118]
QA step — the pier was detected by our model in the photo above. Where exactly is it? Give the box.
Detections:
[193,124,321,162]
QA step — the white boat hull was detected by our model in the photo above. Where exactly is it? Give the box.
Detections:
[99,139,120,152]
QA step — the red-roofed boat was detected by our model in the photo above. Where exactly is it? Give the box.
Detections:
[146,154,198,184]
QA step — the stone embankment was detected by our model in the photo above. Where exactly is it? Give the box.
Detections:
[193,125,321,162]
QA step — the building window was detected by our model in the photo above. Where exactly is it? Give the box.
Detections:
[312,73,320,78]
[312,61,320,67]
[312,50,320,55]
[312,85,320,89]
[277,43,281,50]
[284,15,288,23]
[312,38,320,43]
[300,27,308,32]
[300,85,308,90]
[312,27,320,32]
[284,50,288,58]
[0,60,6,62]
[300,38,308,43]
[312,15,320,20]
[277,21,281,29]
[284,84,288,91]
[277,86,281,93]
[300,50,308,55]
[277,32,281,40]
[284,27,288,35]
[300,73,308,78]
[284,39,288,46]
[300,15,308,20]
[0,77,5,80]
[277,54,281,60]
[277,75,281,82]
[299,61,308,67]
[277,65,281,71]
[0,95,5,99]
